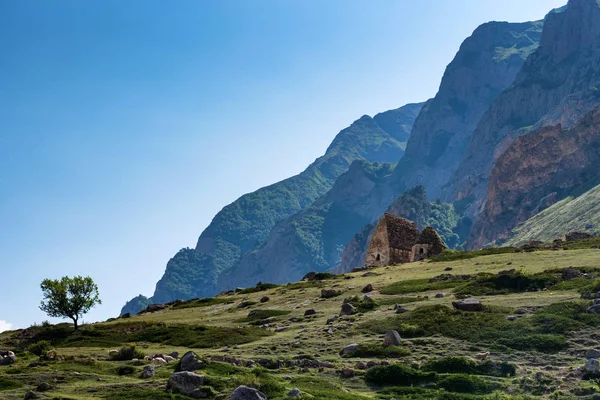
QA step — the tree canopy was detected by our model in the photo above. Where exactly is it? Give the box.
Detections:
[39,276,101,330]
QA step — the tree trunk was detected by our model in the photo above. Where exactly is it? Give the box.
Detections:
[73,317,78,331]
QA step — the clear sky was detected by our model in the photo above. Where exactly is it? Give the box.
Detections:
[0,0,565,331]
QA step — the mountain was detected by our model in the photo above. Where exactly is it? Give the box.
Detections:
[444,0,600,221]
[335,185,459,273]
[505,180,600,246]
[122,103,424,312]
[470,106,600,248]
[216,161,395,289]
[390,20,543,199]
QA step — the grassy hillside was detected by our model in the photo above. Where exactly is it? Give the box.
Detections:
[3,241,600,399]
[506,183,600,246]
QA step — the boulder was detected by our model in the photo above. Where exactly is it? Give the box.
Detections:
[288,388,302,397]
[260,296,270,303]
[582,290,592,299]
[339,303,356,316]
[181,351,205,371]
[229,385,268,400]
[435,293,444,298]
[321,289,342,299]
[167,371,206,398]
[302,272,317,281]
[23,392,41,400]
[506,315,518,321]
[383,330,402,346]
[586,349,600,359]
[36,383,51,392]
[141,365,155,379]
[304,309,317,316]
[394,305,408,314]
[562,267,584,280]
[340,344,360,356]
[452,298,484,312]
[363,294,374,303]
[584,358,600,374]
[170,351,180,359]
[588,304,600,314]
[564,232,594,242]
[361,284,373,293]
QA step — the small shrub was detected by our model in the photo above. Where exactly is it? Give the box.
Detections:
[365,364,436,386]
[437,374,490,394]
[423,357,516,377]
[0,378,23,391]
[116,365,137,376]
[429,247,516,262]
[381,279,464,295]
[237,282,280,295]
[27,340,51,356]
[454,271,560,296]
[237,310,290,323]
[110,345,145,361]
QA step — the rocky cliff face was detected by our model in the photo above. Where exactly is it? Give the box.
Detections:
[123,103,423,311]
[444,0,600,220]
[391,21,543,199]
[470,106,600,248]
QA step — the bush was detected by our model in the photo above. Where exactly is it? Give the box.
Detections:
[237,282,280,294]
[365,364,436,386]
[27,340,51,356]
[381,279,464,295]
[454,271,560,296]
[116,365,137,376]
[429,247,516,262]
[437,374,490,394]
[423,357,516,377]
[110,345,145,361]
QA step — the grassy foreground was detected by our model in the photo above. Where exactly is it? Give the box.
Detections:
[2,242,600,399]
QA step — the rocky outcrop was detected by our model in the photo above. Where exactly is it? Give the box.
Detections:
[445,0,600,221]
[392,20,543,199]
[470,106,600,248]
[122,103,423,313]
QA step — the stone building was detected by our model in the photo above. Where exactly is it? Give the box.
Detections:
[365,214,446,266]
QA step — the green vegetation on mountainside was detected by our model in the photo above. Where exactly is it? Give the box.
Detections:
[506,182,600,246]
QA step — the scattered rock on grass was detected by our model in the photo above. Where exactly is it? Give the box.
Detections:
[181,351,205,372]
[584,358,600,374]
[340,303,356,316]
[230,385,267,400]
[288,388,302,397]
[383,330,402,346]
[141,365,155,379]
[321,289,342,299]
[452,297,484,312]
[260,296,270,303]
[167,371,206,398]
[361,284,373,293]
[340,344,360,356]
[304,309,316,316]
[586,349,600,359]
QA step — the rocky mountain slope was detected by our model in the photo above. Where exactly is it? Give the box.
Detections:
[444,0,600,221]
[5,242,600,399]
[122,103,424,313]
[505,180,600,246]
[391,21,543,199]
[470,106,600,248]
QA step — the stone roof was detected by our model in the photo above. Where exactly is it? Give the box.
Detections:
[382,213,420,251]
[419,226,447,255]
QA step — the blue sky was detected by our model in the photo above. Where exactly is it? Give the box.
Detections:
[0,0,565,331]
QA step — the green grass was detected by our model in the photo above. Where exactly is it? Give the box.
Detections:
[18,321,271,349]
[377,296,427,306]
[237,282,280,294]
[429,248,517,263]
[235,309,291,323]
[0,378,22,391]
[105,389,190,399]
[380,278,464,295]
[171,297,232,310]
[341,343,410,359]
[364,301,600,353]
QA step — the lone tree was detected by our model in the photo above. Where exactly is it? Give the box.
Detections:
[39,276,101,330]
